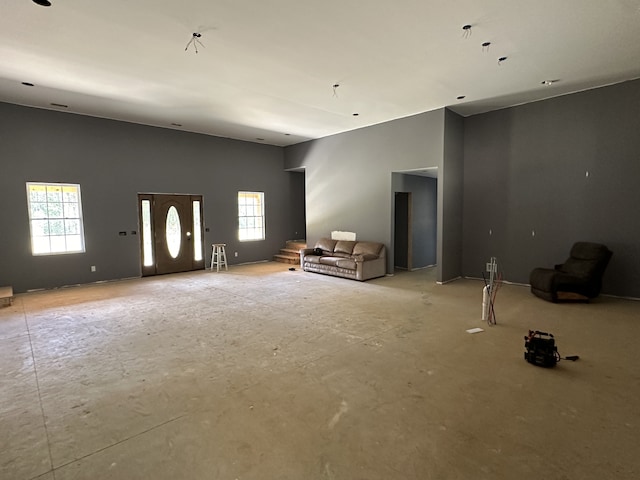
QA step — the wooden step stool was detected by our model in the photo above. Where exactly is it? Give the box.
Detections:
[210,244,228,272]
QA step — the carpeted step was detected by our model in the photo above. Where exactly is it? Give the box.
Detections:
[286,240,307,250]
[273,254,300,264]
[273,240,306,264]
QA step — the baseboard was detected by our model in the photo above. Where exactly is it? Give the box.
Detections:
[602,293,640,302]
[410,264,437,271]
[464,276,640,301]
[236,260,270,266]
[436,276,462,285]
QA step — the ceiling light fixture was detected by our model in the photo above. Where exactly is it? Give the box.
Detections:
[482,41,491,51]
[185,32,204,53]
[171,123,182,127]
[32,0,52,6]
[352,113,359,116]
[541,79,559,86]
[498,56,508,65]
[22,82,35,87]
[462,24,472,38]
[50,103,68,108]
[457,95,466,100]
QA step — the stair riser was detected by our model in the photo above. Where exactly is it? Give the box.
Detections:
[273,255,299,265]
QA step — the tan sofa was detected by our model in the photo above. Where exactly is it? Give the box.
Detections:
[300,238,386,281]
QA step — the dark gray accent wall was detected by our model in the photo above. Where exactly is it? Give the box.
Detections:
[287,171,306,240]
[0,102,298,293]
[392,174,438,268]
[440,109,464,282]
[463,79,640,297]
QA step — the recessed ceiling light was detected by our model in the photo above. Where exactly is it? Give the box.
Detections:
[171,123,182,127]
[284,133,291,136]
[541,79,559,86]
[256,137,265,141]
[352,113,359,116]
[498,56,508,64]
[457,95,466,100]
[50,103,68,108]
[32,0,52,6]
[21,82,35,87]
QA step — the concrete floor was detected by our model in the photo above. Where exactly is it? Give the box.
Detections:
[1,262,639,480]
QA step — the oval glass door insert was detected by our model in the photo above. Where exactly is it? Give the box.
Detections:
[165,206,181,258]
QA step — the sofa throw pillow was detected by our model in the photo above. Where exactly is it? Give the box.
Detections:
[313,247,323,256]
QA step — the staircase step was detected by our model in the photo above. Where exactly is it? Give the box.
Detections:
[274,240,306,265]
[286,240,307,250]
[273,254,300,265]
[280,248,302,256]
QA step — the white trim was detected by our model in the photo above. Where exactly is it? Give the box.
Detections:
[436,276,461,285]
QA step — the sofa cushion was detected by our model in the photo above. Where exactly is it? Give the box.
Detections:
[316,238,337,254]
[353,241,382,257]
[336,258,357,270]
[304,254,322,264]
[319,256,342,266]
[334,240,356,255]
[560,258,599,278]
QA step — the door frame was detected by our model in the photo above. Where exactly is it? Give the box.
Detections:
[138,193,205,276]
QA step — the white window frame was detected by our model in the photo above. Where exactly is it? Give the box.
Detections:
[238,191,265,242]
[26,182,86,255]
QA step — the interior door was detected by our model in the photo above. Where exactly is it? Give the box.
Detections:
[138,194,205,276]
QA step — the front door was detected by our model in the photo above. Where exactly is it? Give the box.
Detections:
[138,194,205,276]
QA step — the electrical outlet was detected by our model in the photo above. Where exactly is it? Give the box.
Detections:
[234,252,238,257]
[90,266,96,272]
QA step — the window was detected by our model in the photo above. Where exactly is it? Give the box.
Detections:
[192,200,203,261]
[140,199,153,267]
[238,191,265,241]
[26,182,86,255]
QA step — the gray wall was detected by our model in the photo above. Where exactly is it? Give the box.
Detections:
[392,174,438,269]
[463,79,640,298]
[0,102,301,293]
[6,77,635,296]
[287,171,306,240]
[440,109,464,282]
[285,108,461,281]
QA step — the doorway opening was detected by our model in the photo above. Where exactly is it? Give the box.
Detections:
[138,194,205,276]
[394,192,412,270]
[391,169,438,274]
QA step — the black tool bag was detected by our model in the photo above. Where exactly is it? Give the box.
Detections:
[524,330,560,367]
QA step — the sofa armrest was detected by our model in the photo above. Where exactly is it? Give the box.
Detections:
[354,254,379,262]
[300,248,315,269]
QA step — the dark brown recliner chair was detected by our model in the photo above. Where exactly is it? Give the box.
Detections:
[530,242,613,302]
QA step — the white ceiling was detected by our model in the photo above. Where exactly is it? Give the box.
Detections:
[2,1,640,147]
